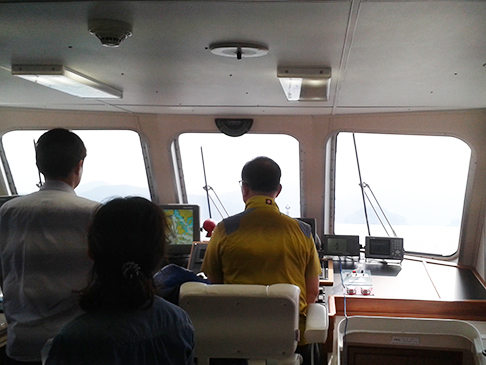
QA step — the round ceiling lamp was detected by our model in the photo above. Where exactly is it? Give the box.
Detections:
[209,42,269,60]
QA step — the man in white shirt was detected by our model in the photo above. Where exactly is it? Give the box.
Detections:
[0,128,99,364]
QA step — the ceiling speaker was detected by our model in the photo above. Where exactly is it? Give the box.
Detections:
[215,118,253,137]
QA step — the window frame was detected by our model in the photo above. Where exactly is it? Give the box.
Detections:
[326,131,473,260]
[172,131,303,222]
[0,128,154,202]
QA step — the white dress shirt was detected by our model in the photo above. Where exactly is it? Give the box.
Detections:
[0,181,99,362]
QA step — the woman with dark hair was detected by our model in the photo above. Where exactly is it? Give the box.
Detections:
[45,197,195,364]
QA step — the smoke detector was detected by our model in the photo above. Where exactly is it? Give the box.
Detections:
[88,19,132,47]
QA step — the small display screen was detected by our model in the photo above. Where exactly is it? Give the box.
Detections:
[188,243,208,272]
[369,239,390,255]
[323,235,360,256]
[365,236,404,260]
[198,247,207,261]
[328,238,348,252]
[163,208,197,245]
[159,204,200,256]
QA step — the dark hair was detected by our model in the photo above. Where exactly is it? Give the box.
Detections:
[241,156,281,193]
[79,197,169,311]
[36,128,87,179]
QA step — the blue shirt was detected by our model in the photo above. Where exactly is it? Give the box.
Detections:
[45,296,195,365]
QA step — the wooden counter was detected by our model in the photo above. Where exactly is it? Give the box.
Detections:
[327,257,486,323]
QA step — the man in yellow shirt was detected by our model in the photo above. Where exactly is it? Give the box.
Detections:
[202,156,321,365]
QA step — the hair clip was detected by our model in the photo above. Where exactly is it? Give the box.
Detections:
[122,261,141,280]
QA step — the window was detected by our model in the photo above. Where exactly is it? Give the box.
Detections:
[176,133,300,223]
[1,130,150,202]
[334,133,471,257]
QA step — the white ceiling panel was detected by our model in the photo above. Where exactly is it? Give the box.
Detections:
[0,0,484,115]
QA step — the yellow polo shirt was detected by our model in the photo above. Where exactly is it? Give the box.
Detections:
[202,195,321,343]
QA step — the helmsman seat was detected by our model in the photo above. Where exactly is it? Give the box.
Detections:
[179,282,328,365]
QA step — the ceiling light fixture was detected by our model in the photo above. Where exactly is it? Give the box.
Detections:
[11,65,122,99]
[277,67,332,101]
[209,42,268,60]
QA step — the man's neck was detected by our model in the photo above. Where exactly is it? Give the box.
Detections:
[243,190,277,203]
[45,177,76,189]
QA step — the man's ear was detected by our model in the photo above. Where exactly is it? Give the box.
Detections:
[241,182,251,202]
[275,184,282,198]
[74,160,84,174]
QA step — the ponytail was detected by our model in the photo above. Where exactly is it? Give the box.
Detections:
[78,197,168,311]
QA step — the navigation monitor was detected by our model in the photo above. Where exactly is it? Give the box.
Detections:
[365,236,404,261]
[322,234,361,257]
[159,204,200,256]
